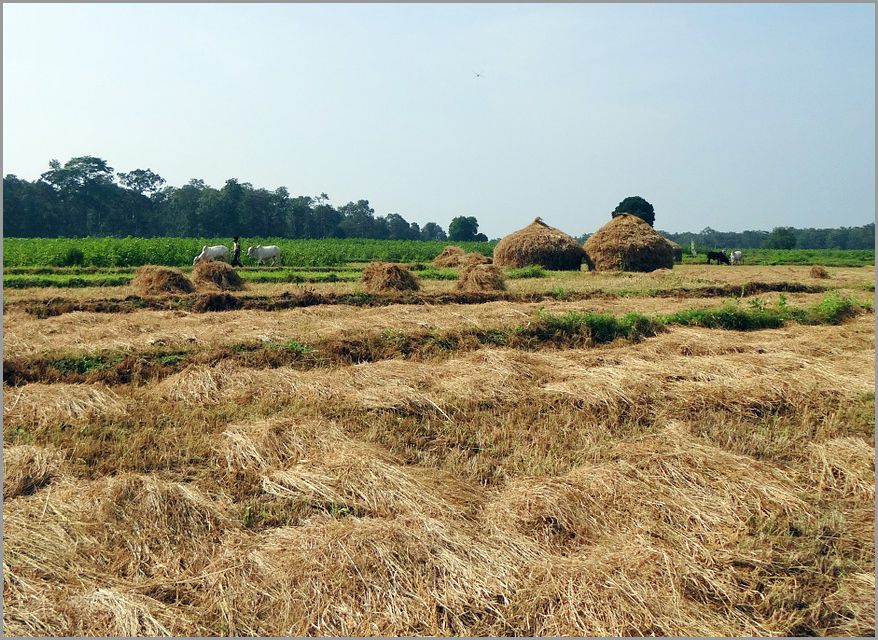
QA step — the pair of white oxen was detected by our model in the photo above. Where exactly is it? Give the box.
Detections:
[193,244,282,266]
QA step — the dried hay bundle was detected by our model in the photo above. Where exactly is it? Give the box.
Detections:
[131,265,194,296]
[361,261,420,292]
[510,539,767,636]
[823,572,876,636]
[3,445,66,499]
[433,246,491,268]
[196,516,532,636]
[432,246,465,267]
[810,265,830,279]
[3,383,127,429]
[192,260,245,291]
[487,425,805,552]
[584,213,674,272]
[456,263,507,292]
[86,474,230,577]
[806,437,875,499]
[220,418,346,472]
[72,588,185,637]
[493,217,585,270]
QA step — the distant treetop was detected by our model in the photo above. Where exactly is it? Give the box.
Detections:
[611,196,655,227]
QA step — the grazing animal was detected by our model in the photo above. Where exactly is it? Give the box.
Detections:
[193,245,230,265]
[247,244,282,266]
[730,250,743,265]
[706,250,730,265]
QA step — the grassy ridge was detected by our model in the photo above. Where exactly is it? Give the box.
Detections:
[5,294,869,386]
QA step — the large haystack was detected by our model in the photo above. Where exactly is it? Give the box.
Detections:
[584,214,674,272]
[131,265,195,296]
[455,263,506,292]
[433,246,492,268]
[361,262,420,292]
[493,218,585,271]
[192,261,245,291]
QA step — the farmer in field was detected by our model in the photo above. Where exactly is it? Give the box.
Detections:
[231,236,243,267]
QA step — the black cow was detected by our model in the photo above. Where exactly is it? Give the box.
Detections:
[706,250,730,265]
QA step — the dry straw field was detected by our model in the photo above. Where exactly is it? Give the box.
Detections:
[3,262,875,636]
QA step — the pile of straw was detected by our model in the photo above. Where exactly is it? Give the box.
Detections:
[584,214,674,272]
[433,246,491,268]
[493,218,585,270]
[192,261,245,291]
[810,265,830,279]
[361,262,420,292]
[455,263,506,292]
[131,265,194,296]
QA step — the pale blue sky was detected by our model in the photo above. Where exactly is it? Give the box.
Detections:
[3,3,874,238]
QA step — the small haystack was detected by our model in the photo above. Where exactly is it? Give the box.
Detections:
[810,265,830,279]
[131,265,194,296]
[493,217,585,270]
[361,262,420,292]
[192,261,245,291]
[456,263,506,292]
[584,214,674,272]
[433,246,491,268]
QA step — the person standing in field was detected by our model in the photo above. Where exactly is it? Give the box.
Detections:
[231,236,243,267]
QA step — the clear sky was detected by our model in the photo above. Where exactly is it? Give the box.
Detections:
[3,3,874,238]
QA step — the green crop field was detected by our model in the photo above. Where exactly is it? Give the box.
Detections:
[3,237,873,269]
[2,237,496,268]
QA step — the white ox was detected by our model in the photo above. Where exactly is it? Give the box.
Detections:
[247,244,282,266]
[730,250,744,265]
[193,245,230,265]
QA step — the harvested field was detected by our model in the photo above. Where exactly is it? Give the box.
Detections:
[3,262,875,636]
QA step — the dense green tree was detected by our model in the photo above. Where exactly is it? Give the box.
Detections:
[764,226,797,249]
[448,215,480,241]
[420,222,447,241]
[117,168,166,195]
[612,196,656,227]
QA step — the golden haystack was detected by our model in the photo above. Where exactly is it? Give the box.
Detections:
[131,265,194,296]
[493,217,585,271]
[584,214,674,272]
[810,265,830,279]
[192,261,245,291]
[433,246,491,268]
[455,263,507,292]
[361,262,420,292]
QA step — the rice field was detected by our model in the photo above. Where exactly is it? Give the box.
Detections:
[2,261,875,636]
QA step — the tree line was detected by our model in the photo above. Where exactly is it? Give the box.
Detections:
[657,224,875,251]
[3,158,874,250]
[591,195,874,250]
[3,156,490,242]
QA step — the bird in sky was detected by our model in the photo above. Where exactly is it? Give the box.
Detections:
[474,71,482,78]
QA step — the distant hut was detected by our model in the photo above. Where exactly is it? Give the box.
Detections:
[493,217,585,271]
[583,213,675,272]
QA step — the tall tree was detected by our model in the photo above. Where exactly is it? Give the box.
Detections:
[448,215,480,241]
[612,196,656,227]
